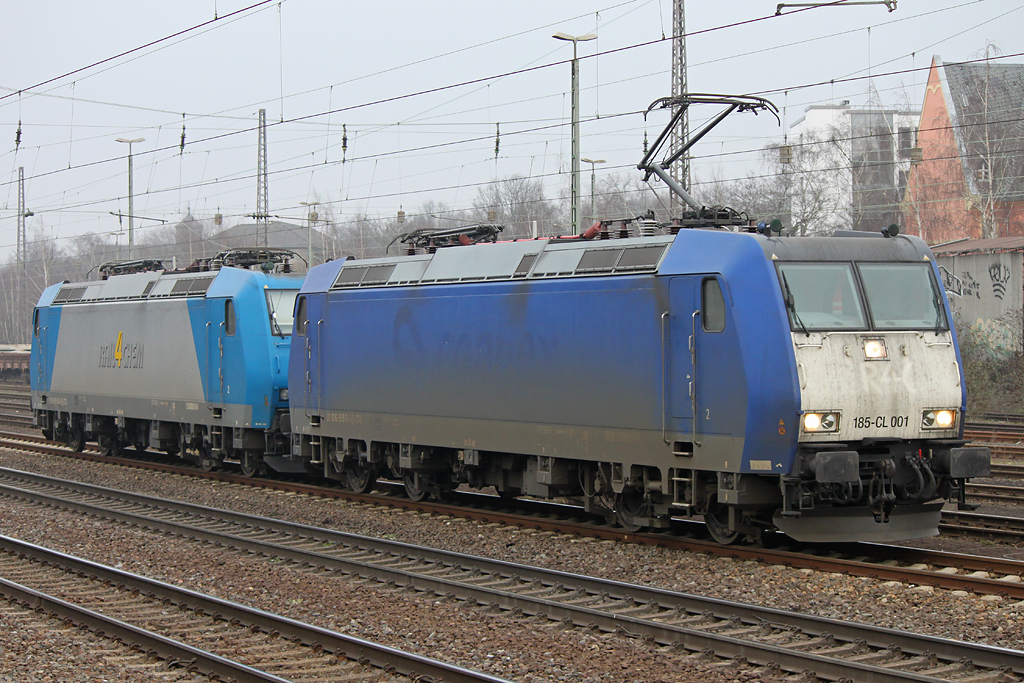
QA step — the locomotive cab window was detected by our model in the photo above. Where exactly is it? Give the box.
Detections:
[266,288,299,337]
[702,278,726,332]
[776,263,867,332]
[33,309,39,338]
[295,296,308,336]
[224,299,236,336]
[858,263,948,330]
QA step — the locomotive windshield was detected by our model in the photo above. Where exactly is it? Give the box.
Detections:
[777,261,948,332]
[858,263,948,331]
[777,263,866,331]
[266,289,299,336]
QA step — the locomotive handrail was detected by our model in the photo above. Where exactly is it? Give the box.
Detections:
[691,310,701,447]
[316,319,324,417]
[661,312,669,445]
[219,320,226,396]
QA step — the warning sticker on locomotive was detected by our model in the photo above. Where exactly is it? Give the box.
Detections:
[850,415,909,430]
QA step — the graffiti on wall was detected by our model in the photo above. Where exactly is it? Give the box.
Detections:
[937,252,1022,353]
[989,262,1012,299]
[960,271,981,300]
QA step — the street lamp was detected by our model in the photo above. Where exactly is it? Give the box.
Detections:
[553,30,597,235]
[116,137,145,260]
[300,201,319,268]
[580,157,605,219]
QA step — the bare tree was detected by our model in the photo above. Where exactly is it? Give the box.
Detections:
[472,175,557,239]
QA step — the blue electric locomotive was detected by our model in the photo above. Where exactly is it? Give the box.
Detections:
[287,95,989,543]
[30,249,303,474]
[286,223,989,543]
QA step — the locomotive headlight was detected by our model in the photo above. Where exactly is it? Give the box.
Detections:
[922,409,956,430]
[803,412,840,433]
[279,388,289,402]
[863,338,887,359]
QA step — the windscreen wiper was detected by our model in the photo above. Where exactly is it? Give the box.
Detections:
[930,279,945,335]
[780,271,810,337]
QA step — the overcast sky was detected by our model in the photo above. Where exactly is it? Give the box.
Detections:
[1,0,1020,258]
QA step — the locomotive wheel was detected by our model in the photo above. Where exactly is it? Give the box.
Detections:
[97,434,121,457]
[614,487,648,532]
[66,425,85,453]
[199,449,222,472]
[403,472,429,501]
[346,463,377,493]
[240,451,266,478]
[704,499,740,545]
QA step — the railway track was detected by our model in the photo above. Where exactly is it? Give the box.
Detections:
[2,430,1024,557]
[0,467,1021,683]
[2,429,1024,593]
[0,533,509,683]
[0,444,1019,593]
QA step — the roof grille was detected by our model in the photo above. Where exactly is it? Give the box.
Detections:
[576,248,623,274]
[333,266,367,288]
[53,286,87,304]
[514,254,538,278]
[362,264,396,285]
[615,244,667,271]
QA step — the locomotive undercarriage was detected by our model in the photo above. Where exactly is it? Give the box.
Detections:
[34,409,292,477]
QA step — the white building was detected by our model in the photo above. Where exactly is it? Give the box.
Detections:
[786,103,919,234]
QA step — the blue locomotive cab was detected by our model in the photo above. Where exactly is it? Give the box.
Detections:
[763,234,991,542]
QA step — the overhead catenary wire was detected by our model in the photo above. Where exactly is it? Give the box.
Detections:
[2,1,1021,253]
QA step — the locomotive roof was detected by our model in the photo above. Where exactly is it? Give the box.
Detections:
[758,232,936,263]
[311,234,677,292]
[39,266,301,308]
[302,230,937,294]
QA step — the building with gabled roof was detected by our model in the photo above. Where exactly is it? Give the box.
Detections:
[903,56,1024,243]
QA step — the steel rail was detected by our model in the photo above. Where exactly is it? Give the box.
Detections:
[966,483,1024,503]
[0,574,292,683]
[0,470,1022,682]
[0,533,512,683]
[2,436,1024,591]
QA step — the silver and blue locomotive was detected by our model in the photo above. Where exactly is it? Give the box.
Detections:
[30,250,303,475]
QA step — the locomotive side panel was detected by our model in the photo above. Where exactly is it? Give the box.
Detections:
[299,275,677,467]
[46,299,207,422]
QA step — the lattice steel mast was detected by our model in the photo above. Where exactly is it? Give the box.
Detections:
[670,0,689,212]
[256,108,269,246]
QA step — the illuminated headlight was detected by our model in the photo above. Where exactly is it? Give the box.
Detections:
[863,338,887,359]
[803,412,840,433]
[922,409,956,430]
[279,388,289,402]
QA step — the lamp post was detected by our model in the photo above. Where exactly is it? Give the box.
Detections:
[553,31,596,235]
[580,157,605,220]
[300,201,319,268]
[116,137,145,260]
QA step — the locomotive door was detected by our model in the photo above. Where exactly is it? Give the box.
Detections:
[207,298,236,406]
[33,309,47,390]
[668,278,696,432]
[669,275,733,440]
[298,295,323,417]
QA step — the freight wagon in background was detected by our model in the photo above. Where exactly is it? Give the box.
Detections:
[932,237,1024,353]
[0,345,30,384]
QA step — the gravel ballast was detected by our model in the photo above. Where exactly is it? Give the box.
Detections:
[0,448,1022,682]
